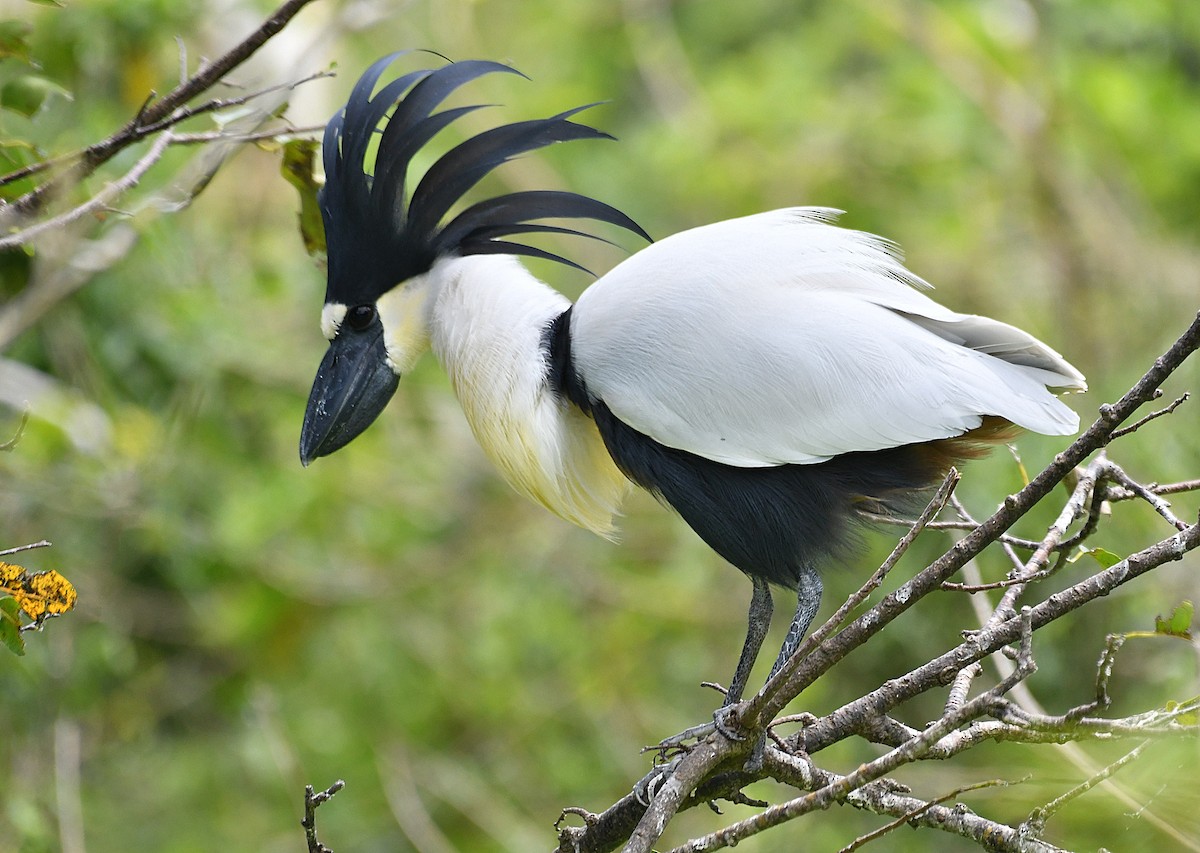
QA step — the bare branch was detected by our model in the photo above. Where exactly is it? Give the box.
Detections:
[1019,741,1151,840]
[166,124,326,146]
[1103,459,1190,531]
[302,780,345,853]
[768,754,1065,853]
[623,738,735,853]
[987,695,1199,736]
[0,540,52,557]
[132,69,333,137]
[837,777,1024,853]
[0,132,173,250]
[1109,392,1189,440]
[560,313,1200,853]
[797,516,1200,757]
[658,612,1039,853]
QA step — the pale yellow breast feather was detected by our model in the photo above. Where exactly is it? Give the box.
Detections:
[451,368,630,538]
[427,255,630,537]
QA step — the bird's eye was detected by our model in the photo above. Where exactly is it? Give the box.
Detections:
[347,304,376,331]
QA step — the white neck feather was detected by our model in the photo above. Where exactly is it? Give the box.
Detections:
[425,254,628,536]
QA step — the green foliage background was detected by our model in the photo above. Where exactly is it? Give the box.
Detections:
[1,1,1198,850]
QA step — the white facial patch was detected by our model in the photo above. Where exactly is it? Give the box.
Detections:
[321,302,348,340]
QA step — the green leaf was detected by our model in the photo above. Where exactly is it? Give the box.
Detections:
[1,74,72,118]
[0,597,25,656]
[0,138,40,198]
[1155,600,1194,640]
[1068,546,1122,568]
[1165,696,1199,726]
[0,21,32,62]
[280,138,327,265]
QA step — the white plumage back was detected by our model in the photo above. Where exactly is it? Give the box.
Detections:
[572,208,1085,467]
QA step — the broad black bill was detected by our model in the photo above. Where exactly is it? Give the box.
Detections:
[300,324,399,465]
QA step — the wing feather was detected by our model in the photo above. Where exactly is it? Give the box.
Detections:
[571,209,1086,467]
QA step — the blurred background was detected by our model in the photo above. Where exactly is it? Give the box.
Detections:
[1,0,1198,850]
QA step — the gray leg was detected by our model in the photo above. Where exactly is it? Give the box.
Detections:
[723,575,773,706]
[738,565,824,771]
[769,563,823,678]
[650,576,782,757]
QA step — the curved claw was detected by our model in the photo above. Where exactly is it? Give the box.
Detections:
[711,704,747,742]
[632,755,682,806]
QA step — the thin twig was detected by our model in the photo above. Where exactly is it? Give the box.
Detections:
[165,123,326,146]
[176,37,188,87]
[2,0,321,221]
[0,132,173,250]
[0,540,53,557]
[857,512,1044,550]
[941,575,1026,592]
[1019,741,1151,840]
[837,777,1022,853]
[1022,456,1100,577]
[1145,478,1200,495]
[302,780,345,853]
[1093,633,1124,710]
[131,68,335,139]
[1109,392,1189,440]
[943,662,982,716]
[1104,460,1190,531]
[0,152,70,190]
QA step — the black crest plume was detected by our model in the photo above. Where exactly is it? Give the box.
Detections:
[319,52,650,307]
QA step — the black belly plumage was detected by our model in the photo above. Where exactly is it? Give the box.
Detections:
[546,305,951,590]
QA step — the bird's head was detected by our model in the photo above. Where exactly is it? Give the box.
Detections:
[299,53,648,465]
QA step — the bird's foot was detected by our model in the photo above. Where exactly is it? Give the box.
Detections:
[712,704,771,774]
[632,754,682,807]
[643,702,749,758]
[637,705,781,805]
[645,719,716,753]
[712,702,748,742]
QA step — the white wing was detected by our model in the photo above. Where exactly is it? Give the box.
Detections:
[571,208,1086,467]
